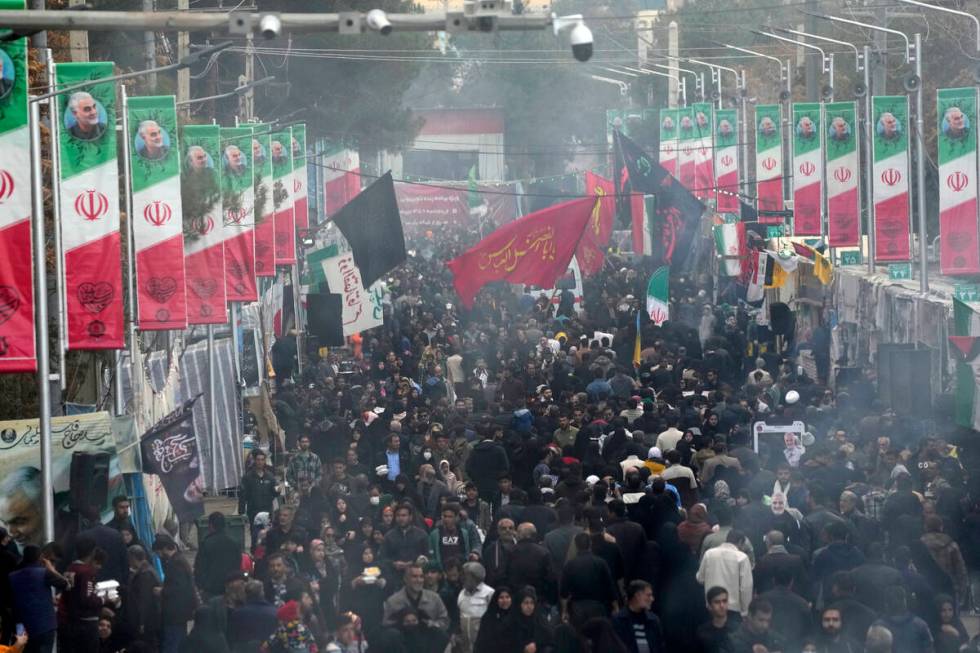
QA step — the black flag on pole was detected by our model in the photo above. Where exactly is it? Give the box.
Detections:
[614,130,705,268]
[331,171,406,288]
[140,396,205,522]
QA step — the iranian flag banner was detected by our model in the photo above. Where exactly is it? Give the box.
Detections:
[825,102,860,247]
[272,126,296,265]
[792,102,823,236]
[219,126,257,302]
[252,124,275,277]
[127,95,186,330]
[693,103,715,203]
[755,104,783,222]
[659,108,679,178]
[677,107,697,191]
[323,143,361,218]
[56,62,124,350]
[0,34,35,372]
[953,298,980,430]
[291,124,309,232]
[715,108,739,214]
[871,96,912,262]
[180,125,227,324]
[646,266,669,326]
[938,88,980,275]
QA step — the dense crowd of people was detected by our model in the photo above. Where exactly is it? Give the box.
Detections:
[1,227,978,653]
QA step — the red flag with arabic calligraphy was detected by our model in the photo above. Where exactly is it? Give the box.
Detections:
[577,172,616,277]
[447,197,596,308]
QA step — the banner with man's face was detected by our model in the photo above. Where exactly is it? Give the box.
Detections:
[714,108,739,214]
[292,124,309,232]
[659,108,679,179]
[272,127,296,265]
[937,87,980,275]
[56,62,124,349]
[181,124,227,324]
[824,102,860,247]
[127,95,187,330]
[219,127,257,302]
[0,34,35,372]
[755,104,784,222]
[692,102,715,204]
[871,95,911,262]
[677,106,697,192]
[251,124,275,278]
[791,102,823,236]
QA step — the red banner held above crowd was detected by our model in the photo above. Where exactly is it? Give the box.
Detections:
[577,172,615,276]
[447,197,596,308]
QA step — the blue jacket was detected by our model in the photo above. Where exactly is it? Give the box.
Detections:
[9,565,69,636]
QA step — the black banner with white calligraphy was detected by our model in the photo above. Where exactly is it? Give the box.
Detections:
[140,395,205,521]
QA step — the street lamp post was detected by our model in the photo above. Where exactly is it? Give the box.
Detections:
[754,30,834,101]
[651,63,704,102]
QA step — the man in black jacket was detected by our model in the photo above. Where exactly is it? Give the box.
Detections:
[154,533,196,653]
[507,522,555,605]
[237,450,278,547]
[465,427,510,500]
[380,502,430,587]
[612,580,665,653]
[606,499,647,582]
[560,532,619,628]
[194,512,243,598]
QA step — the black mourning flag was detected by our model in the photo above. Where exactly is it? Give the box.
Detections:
[614,130,705,268]
[331,171,406,287]
[740,200,758,222]
[307,293,345,347]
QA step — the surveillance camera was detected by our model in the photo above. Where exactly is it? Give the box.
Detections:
[258,13,281,40]
[821,85,834,101]
[710,89,721,101]
[366,9,393,35]
[853,81,867,98]
[778,89,791,102]
[569,22,593,62]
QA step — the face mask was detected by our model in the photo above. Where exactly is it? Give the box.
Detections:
[370,496,380,506]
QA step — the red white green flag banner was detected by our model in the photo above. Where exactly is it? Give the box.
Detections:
[180,124,227,324]
[677,107,697,192]
[272,126,296,265]
[693,103,715,203]
[755,104,783,222]
[219,126,257,302]
[323,143,361,217]
[56,62,124,350]
[714,108,739,214]
[291,124,309,232]
[791,102,823,236]
[871,96,912,262]
[252,124,275,278]
[658,108,678,179]
[824,102,860,247]
[937,87,980,275]
[0,34,35,372]
[127,95,186,330]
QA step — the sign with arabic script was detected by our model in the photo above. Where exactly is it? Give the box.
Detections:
[321,252,384,336]
[0,411,121,549]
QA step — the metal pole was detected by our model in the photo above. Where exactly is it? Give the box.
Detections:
[143,0,156,91]
[291,263,303,376]
[207,324,218,493]
[739,71,748,205]
[29,98,54,543]
[828,53,835,102]
[714,69,722,110]
[864,45,875,273]
[914,32,927,292]
[45,51,67,395]
[783,60,791,203]
[681,77,687,107]
[699,72,706,101]
[119,86,140,417]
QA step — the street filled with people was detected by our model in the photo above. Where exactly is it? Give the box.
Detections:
[2,228,976,653]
